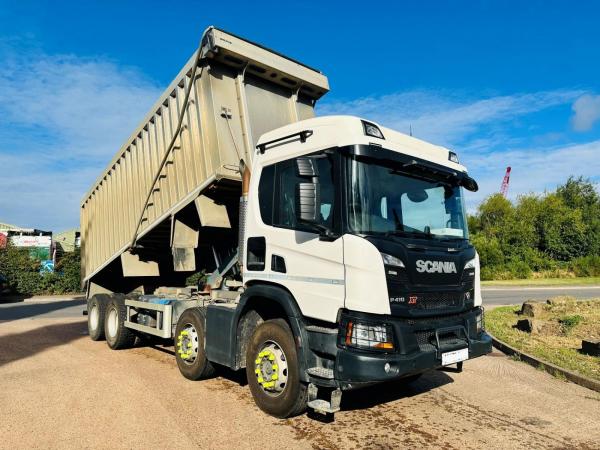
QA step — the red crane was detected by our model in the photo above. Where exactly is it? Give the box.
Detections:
[500,166,511,197]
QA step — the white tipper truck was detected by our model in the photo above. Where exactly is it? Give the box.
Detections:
[81,27,491,418]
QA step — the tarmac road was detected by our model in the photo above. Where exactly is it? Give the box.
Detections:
[481,285,600,306]
[1,296,600,449]
[1,285,598,320]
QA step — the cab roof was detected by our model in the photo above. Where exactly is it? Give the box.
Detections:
[255,115,468,173]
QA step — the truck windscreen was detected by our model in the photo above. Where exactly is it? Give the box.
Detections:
[347,156,469,240]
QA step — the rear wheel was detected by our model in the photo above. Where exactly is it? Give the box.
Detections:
[87,294,108,341]
[246,319,307,418]
[174,309,215,380]
[105,295,136,350]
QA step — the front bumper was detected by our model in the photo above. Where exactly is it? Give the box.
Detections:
[334,307,492,388]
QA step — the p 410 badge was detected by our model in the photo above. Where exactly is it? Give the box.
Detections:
[389,295,418,305]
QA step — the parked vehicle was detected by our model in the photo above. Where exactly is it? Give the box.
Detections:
[81,27,491,418]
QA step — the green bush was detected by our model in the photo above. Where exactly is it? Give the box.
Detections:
[471,234,504,268]
[570,255,600,277]
[480,265,513,281]
[0,244,81,295]
[469,176,600,280]
[559,315,583,333]
[507,259,532,279]
[479,266,496,281]
[185,271,207,287]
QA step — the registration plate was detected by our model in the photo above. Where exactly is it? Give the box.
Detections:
[441,347,469,366]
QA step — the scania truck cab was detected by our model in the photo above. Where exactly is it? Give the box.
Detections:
[234,115,490,415]
[81,27,491,419]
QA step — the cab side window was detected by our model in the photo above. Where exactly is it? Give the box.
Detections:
[257,152,335,232]
[258,165,275,225]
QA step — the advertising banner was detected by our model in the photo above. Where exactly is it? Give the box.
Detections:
[10,235,52,248]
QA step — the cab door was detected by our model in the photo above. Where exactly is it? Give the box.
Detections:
[244,150,345,323]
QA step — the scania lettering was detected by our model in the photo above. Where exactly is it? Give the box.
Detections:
[81,27,492,418]
[416,260,458,274]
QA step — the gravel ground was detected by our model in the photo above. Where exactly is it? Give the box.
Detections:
[1,303,600,449]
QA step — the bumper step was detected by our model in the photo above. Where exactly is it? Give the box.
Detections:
[307,384,342,415]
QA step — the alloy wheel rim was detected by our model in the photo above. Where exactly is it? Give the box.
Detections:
[254,340,288,396]
[89,304,99,330]
[107,307,118,338]
[177,324,199,364]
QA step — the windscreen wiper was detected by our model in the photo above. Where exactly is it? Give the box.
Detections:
[384,229,433,240]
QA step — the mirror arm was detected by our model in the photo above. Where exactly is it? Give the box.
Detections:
[298,221,338,241]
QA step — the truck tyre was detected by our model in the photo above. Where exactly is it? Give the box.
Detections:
[105,295,136,350]
[174,309,215,380]
[246,318,307,418]
[87,294,108,341]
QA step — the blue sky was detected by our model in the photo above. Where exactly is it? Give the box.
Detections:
[1,1,599,231]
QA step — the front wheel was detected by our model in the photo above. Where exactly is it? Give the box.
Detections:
[245,319,307,418]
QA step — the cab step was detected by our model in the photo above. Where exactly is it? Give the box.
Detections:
[307,367,334,379]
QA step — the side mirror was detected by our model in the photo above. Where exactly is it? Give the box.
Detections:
[461,175,479,192]
[296,182,321,224]
[295,157,321,225]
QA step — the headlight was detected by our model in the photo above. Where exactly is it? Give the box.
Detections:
[343,320,394,351]
[381,253,405,268]
[464,258,476,270]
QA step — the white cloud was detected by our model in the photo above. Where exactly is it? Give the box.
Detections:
[572,94,600,131]
[1,44,598,232]
[319,90,582,147]
[320,89,600,209]
[0,47,162,230]
[462,140,600,207]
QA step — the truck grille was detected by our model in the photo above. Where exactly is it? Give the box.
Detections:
[412,292,462,310]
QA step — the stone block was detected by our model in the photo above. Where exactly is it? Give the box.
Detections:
[521,301,545,317]
[581,340,600,357]
[515,318,552,335]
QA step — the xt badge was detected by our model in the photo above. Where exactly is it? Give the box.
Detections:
[389,295,418,305]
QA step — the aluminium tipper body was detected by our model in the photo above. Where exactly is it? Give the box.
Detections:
[80,27,329,283]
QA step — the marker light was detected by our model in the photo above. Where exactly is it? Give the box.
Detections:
[449,151,459,163]
[362,121,385,139]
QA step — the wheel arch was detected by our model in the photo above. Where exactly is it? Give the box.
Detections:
[234,282,311,381]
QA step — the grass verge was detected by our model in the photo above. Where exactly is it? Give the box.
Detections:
[482,277,600,287]
[486,297,600,382]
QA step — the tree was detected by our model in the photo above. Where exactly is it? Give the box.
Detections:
[468,176,599,279]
